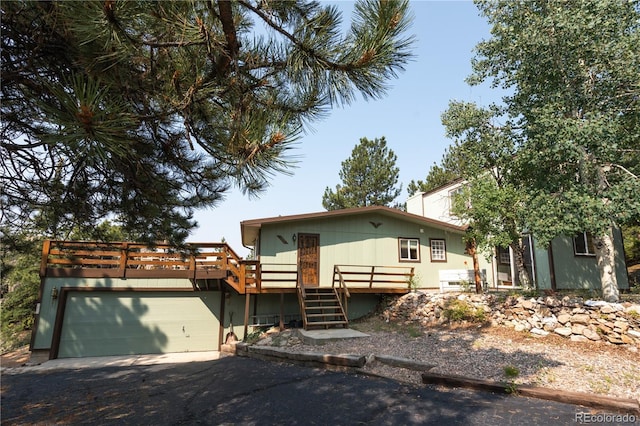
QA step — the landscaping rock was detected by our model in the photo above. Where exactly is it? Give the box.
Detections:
[554,327,573,337]
[380,292,640,348]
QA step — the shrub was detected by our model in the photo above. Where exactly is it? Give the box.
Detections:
[442,299,486,323]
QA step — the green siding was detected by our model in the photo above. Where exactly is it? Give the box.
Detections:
[550,232,629,290]
[33,277,194,351]
[58,292,221,358]
[246,293,379,325]
[533,245,553,290]
[257,212,492,289]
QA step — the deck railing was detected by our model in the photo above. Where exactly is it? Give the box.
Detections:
[332,265,414,290]
[40,241,415,295]
[40,240,255,284]
[258,263,298,290]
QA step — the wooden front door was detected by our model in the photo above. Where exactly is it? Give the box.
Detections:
[297,233,319,287]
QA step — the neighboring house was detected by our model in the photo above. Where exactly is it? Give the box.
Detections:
[31,206,492,360]
[407,181,630,292]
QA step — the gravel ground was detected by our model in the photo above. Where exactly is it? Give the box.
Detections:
[254,316,640,402]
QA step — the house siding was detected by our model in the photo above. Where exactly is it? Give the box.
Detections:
[549,231,629,291]
[256,212,492,289]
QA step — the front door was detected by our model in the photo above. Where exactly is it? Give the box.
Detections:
[297,233,319,287]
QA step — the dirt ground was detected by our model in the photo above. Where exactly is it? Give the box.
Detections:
[1,345,31,368]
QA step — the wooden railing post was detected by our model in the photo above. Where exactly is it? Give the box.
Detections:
[255,262,262,292]
[369,266,375,289]
[39,240,51,278]
[119,243,128,279]
[190,251,197,282]
[238,263,246,294]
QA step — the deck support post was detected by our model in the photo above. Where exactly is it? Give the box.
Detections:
[219,286,226,351]
[243,292,250,341]
[279,292,284,331]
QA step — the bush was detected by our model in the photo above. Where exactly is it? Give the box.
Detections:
[1,236,41,352]
[442,299,486,323]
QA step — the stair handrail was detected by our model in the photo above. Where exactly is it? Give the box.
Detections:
[332,265,351,320]
[296,263,306,299]
[332,265,351,298]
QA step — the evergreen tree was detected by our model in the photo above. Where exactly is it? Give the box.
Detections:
[1,0,415,244]
[322,137,401,210]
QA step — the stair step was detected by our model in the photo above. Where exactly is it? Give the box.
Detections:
[299,286,347,330]
[305,306,341,311]
[306,313,343,318]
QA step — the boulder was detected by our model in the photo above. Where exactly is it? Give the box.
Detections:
[571,314,591,324]
[570,335,589,343]
[582,328,601,341]
[554,327,573,337]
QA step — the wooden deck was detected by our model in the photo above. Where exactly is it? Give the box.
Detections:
[40,240,413,295]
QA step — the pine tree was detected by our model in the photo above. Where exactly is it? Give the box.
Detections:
[322,137,401,210]
[1,0,415,244]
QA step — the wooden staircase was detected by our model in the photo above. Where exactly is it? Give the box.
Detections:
[299,287,348,330]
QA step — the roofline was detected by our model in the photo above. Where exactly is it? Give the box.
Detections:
[411,177,466,199]
[240,205,467,246]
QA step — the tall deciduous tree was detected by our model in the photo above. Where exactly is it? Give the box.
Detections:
[469,0,640,301]
[441,101,533,289]
[1,0,414,244]
[322,137,401,210]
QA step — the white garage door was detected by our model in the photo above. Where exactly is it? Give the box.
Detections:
[58,292,221,358]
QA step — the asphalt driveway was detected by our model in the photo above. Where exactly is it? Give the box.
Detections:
[1,356,597,425]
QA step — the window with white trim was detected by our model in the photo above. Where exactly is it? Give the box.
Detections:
[430,238,447,262]
[398,238,420,262]
[574,232,596,256]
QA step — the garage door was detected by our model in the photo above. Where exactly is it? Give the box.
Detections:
[58,292,221,358]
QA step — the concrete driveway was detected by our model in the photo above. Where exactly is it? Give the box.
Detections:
[1,355,598,425]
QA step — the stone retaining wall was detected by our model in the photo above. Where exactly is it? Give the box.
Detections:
[381,292,640,348]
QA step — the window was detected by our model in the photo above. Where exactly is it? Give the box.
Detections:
[430,239,447,262]
[448,187,464,216]
[497,246,511,265]
[574,232,596,256]
[398,238,420,262]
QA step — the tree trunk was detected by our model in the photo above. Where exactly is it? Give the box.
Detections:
[510,240,532,290]
[593,227,620,303]
[466,239,483,293]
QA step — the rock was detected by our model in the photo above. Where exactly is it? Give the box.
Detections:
[380,292,639,348]
[514,323,527,332]
[571,314,590,324]
[625,305,640,315]
[620,334,635,345]
[571,324,587,335]
[570,335,588,343]
[627,329,640,339]
[606,335,624,344]
[597,323,613,334]
[544,296,560,307]
[554,327,573,337]
[582,328,601,341]
[600,304,617,314]
[530,328,549,337]
[613,321,629,332]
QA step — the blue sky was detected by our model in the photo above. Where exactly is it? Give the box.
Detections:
[190,1,504,256]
